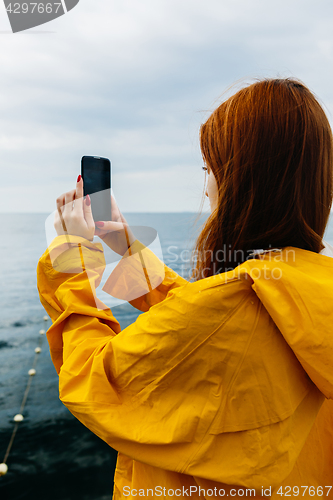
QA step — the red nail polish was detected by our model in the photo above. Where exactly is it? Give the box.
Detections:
[85,194,91,206]
[77,174,82,182]
[95,221,104,227]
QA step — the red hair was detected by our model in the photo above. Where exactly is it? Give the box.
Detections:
[193,78,333,280]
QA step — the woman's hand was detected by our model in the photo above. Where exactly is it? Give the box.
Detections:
[54,176,95,242]
[94,194,136,256]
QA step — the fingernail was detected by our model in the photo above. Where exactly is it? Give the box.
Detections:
[85,194,91,206]
[95,221,104,227]
[77,174,82,182]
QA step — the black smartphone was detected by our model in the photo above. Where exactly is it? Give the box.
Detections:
[81,156,111,222]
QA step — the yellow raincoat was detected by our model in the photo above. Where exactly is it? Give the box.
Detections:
[37,236,333,499]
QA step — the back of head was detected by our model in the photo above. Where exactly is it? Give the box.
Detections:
[194,78,333,279]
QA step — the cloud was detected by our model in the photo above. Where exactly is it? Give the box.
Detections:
[0,0,333,212]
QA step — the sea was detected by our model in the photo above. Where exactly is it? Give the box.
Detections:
[0,212,206,500]
[1,212,333,500]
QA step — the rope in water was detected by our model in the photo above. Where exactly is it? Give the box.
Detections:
[0,315,49,477]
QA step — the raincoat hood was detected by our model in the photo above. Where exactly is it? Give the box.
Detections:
[241,243,333,400]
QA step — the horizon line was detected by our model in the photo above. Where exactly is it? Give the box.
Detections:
[0,211,208,215]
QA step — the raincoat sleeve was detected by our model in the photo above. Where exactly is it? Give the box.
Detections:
[37,235,203,474]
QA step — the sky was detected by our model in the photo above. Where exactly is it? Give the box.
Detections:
[1,0,333,213]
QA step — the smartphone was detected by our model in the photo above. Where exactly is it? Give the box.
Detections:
[81,156,111,222]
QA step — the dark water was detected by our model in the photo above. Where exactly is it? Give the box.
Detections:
[0,212,205,500]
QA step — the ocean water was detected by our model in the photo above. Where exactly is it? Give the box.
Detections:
[0,212,205,500]
[1,212,333,500]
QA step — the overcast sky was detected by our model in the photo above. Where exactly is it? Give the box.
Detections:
[1,0,333,213]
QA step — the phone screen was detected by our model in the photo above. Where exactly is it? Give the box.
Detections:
[81,156,111,222]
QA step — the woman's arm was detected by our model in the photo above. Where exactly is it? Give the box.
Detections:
[37,236,204,473]
[42,173,188,368]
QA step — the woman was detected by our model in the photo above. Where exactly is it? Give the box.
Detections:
[37,78,333,499]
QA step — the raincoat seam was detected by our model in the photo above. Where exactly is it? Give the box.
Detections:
[179,290,254,473]
[226,300,262,389]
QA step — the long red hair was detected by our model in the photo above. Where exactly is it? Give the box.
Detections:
[193,78,333,280]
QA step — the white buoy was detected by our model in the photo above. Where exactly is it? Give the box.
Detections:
[0,463,8,476]
[28,369,36,376]
[13,414,24,422]
[35,347,41,354]
[43,315,49,321]
[39,329,45,335]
